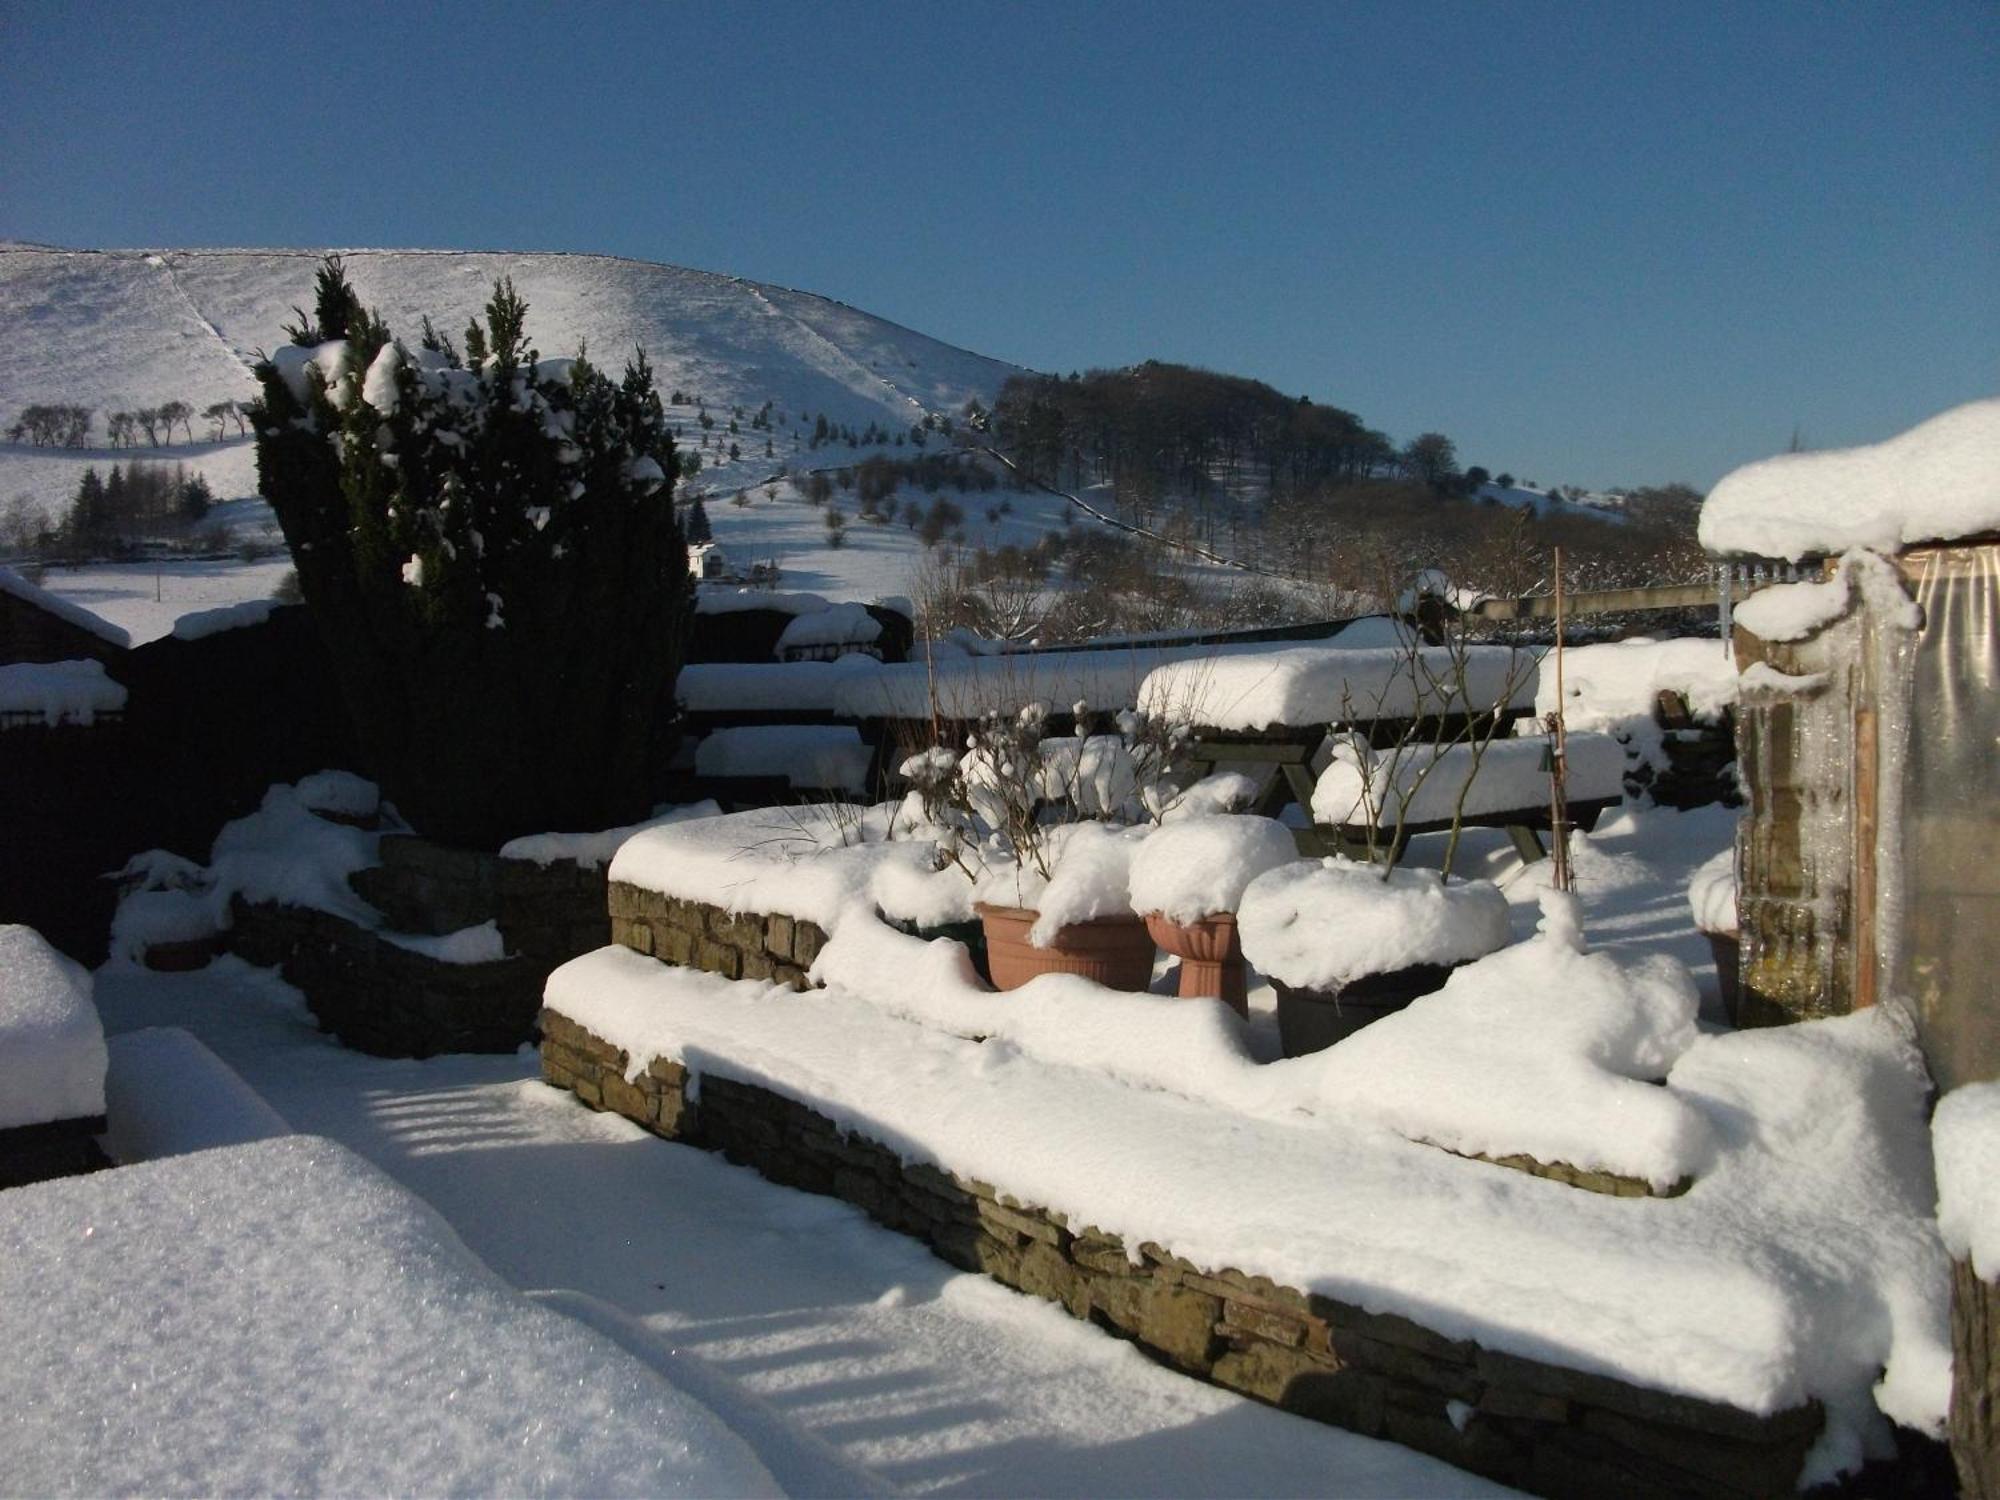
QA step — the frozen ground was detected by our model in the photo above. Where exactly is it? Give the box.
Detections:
[90,962,1512,1498]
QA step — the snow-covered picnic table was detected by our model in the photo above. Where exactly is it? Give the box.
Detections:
[1135,644,1545,847]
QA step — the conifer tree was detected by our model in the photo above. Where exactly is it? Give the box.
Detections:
[252,258,690,847]
[683,496,712,544]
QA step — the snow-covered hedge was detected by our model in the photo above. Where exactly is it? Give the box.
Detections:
[252,259,690,847]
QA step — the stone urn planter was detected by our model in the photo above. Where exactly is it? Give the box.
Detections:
[976,904,1157,992]
[1127,814,1298,1019]
[1238,858,1513,1058]
[1143,912,1248,1016]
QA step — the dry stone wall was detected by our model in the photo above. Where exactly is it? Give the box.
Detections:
[540,1007,1822,1500]
[606,880,825,988]
[227,836,612,1057]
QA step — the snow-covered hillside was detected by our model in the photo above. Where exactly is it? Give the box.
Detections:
[1471,479,1625,524]
[0,242,1023,520]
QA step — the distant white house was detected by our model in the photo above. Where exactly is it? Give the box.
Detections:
[687,543,733,582]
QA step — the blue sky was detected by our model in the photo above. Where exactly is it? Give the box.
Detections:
[3,0,1994,489]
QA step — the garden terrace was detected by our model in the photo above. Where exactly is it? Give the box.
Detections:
[531,796,1950,1499]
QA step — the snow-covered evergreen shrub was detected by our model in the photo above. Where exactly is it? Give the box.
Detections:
[252,258,689,848]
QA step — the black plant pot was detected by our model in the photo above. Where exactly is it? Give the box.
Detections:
[1274,961,1461,1057]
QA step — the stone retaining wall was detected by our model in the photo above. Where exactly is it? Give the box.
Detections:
[606,880,825,989]
[231,899,545,1057]
[226,836,613,1058]
[1957,1257,1999,1500]
[539,1007,1821,1500]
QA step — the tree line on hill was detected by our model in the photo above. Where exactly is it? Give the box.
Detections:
[1,463,219,560]
[5,400,251,449]
[992,362,1480,503]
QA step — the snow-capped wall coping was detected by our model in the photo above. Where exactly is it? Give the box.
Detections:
[678,658,881,714]
[546,945,1949,1456]
[0,924,107,1130]
[832,639,1285,722]
[497,800,720,871]
[1137,644,1538,733]
[0,658,128,725]
[0,564,130,648]
[1236,859,1511,990]
[775,603,883,652]
[693,587,832,616]
[1700,398,2000,562]
[1308,731,1626,828]
[1934,1081,2000,1281]
[169,598,279,641]
[0,1135,782,1497]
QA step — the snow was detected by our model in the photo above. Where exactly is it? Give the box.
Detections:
[547,942,1948,1463]
[24,555,299,646]
[694,587,832,615]
[0,1135,784,1498]
[0,245,1022,565]
[1138,644,1538,732]
[102,1027,291,1163]
[1688,847,1738,934]
[204,776,385,928]
[168,596,277,640]
[498,800,722,870]
[678,657,881,713]
[695,725,874,792]
[608,804,941,933]
[1535,636,1738,774]
[1304,892,1710,1191]
[0,657,126,724]
[774,601,883,651]
[360,340,402,414]
[1126,814,1298,922]
[0,924,106,1129]
[0,563,129,646]
[83,959,1502,1500]
[833,643,1274,722]
[382,919,509,965]
[1021,821,1147,943]
[1732,548,1923,645]
[294,768,381,819]
[1738,661,1830,697]
[1933,1081,2000,1280]
[1309,732,1626,828]
[1701,398,2000,560]
[1236,860,1512,990]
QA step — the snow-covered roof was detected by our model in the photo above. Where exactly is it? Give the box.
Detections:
[0,564,130,648]
[0,1135,782,1496]
[0,924,106,1130]
[1699,398,2000,560]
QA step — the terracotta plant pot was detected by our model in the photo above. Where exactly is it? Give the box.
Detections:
[1143,912,1248,1017]
[1704,929,1742,1027]
[1274,961,1462,1057]
[976,904,1157,992]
